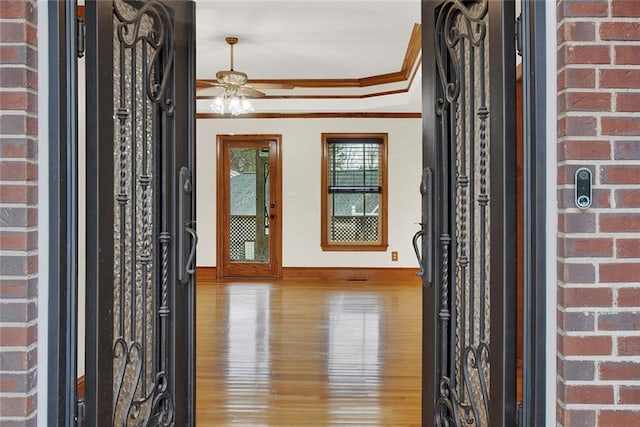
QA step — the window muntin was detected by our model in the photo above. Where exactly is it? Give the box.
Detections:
[321,134,388,251]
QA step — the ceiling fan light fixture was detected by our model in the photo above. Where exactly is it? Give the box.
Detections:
[210,91,254,116]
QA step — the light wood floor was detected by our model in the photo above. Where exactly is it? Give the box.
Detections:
[195,279,422,426]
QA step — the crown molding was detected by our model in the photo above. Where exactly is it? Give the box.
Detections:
[196,23,422,100]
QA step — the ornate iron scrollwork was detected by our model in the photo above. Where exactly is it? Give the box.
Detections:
[112,0,176,425]
[433,1,491,426]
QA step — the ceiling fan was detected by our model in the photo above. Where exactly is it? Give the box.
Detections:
[196,36,293,98]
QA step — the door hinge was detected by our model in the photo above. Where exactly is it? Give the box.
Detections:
[75,398,85,427]
[515,14,522,57]
[77,17,86,58]
[516,402,523,426]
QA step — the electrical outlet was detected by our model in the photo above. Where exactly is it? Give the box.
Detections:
[391,251,398,262]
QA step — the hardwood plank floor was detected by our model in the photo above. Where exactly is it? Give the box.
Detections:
[196,279,422,426]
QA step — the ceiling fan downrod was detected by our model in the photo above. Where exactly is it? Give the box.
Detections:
[226,36,238,71]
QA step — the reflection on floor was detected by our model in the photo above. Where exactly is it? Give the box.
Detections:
[196,279,422,426]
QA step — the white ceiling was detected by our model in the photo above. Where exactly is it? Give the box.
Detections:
[195,0,422,114]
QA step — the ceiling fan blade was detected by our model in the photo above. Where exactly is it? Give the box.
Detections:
[249,81,296,89]
[196,79,220,89]
[238,86,266,98]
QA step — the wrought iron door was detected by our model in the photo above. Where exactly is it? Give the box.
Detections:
[420,1,517,425]
[84,0,196,425]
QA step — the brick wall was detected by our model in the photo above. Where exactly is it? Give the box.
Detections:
[557,0,640,425]
[0,1,38,425]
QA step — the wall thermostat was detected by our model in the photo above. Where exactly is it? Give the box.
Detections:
[575,167,592,209]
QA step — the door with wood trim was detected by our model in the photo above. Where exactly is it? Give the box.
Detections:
[83,0,196,424]
[420,0,517,425]
[217,135,282,278]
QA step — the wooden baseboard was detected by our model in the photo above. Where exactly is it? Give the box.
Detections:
[196,266,217,282]
[282,267,420,282]
[77,375,85,398]
[196,266,420,283]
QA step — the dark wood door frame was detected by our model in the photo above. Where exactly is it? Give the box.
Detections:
[216,134,283,279]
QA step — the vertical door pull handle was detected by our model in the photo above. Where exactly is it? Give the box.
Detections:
[420,167,433,286]
[185,225,198,276]
[413,227,426,278]
[178,167,197,284]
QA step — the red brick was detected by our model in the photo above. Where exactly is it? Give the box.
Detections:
[559,409,596,426]
[565,384,614,404]
[619,336,640,356]
[557,164,595,185]
[558,116,597,137]
[616,188,640,207]
[612,0,640,16]
[600,214,640,232]
[617,93,640,113]
[602,117,640,136]
[0,68,37,89]
[615,46,640,65]
[599,312,640,330]
[0,114,37,136]
[619,386,640,404]
[560,359,596,380]
[599,410,640,426]
[0,184,37,204]
[559,335,612,356]
[600,263,640,282]
[617,239,640,258]
[600,22,640,40]
[601,70,640,88]
[562,45,611,65]
[0,371,36,393]
[559,21,596,43]
[559,140,610,160]
[600,361,640,380]
[564,91,611,111]
[558,188,611,209]
[0,325,37,346]
[0,301,37,322]
[0,138,37,158]
[559,212,596,233]
[0,231,37,251]
[559,262,596,284]
[0,1,27,19]
[0,280,36,300]
[601,165,640,184]
[0,348,37,371]
[0,161,37,181]
[0,22,37,45]
[559,0,609,18]
[559,310,596,331]
[560,237,613,257]
[618,288,640,307]
[0,394,37,417]
[558,68,596,91]
[615,141,640,160]
[561,287,612,308]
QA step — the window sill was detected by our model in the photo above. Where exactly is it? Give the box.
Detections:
[321,243,389,252]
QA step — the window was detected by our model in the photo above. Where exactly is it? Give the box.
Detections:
[321,133,388,251]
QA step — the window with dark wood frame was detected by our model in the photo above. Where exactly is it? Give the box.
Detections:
[321,133,388,251]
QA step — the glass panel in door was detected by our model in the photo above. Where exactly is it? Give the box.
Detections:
[229,147,270,264]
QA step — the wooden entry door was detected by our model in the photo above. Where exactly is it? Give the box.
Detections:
[217,135,282,278]
[420,0,518,425]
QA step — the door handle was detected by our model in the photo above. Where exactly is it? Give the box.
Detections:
[413,227,425,278]
[185,225,198,275]
[178,167,197,284]
[420,167,433,286]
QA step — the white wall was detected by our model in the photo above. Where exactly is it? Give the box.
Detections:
[196,118,423,268]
